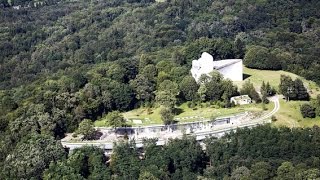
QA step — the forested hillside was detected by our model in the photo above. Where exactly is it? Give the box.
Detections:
[1,0,320,179]
[4,125,320,179]
[0,0,60,7]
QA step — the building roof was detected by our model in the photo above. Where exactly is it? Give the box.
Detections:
[191,52,243,82]
[213,59,242,70]
[231,95,251,101]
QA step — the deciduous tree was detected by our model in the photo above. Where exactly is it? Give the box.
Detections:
[160,107,174,125]
[76,119,95,140]
[3,134,66,179]
[300,104,316,118]
[179,76,199,101]
[106,111,126,129]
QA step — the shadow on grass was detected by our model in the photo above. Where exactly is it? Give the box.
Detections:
[173,108,184,115]
[243,73,251,80]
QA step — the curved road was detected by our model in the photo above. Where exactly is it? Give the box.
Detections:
[256,95,280,122]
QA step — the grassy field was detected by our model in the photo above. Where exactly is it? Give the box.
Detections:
[272,99,320,128]
[235,67,320,98]
[239,67,320,128]
[95,102,273,127]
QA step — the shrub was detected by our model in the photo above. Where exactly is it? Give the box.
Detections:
[300,104,316,118]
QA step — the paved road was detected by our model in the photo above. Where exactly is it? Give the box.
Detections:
[62,95,281,150]
[255,95,280,122]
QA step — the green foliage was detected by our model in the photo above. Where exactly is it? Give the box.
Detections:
[205,125,320,179]
[300,104,316,118]
[279,75,309,101]
[67,146,111,179]
[156,60,174,74]
[76,119,95,140]
[158,80,179,96]
[2,134,66,179]
[196,71,239,104]
[25,126,320,179]
[261,81,270,104]
[169,66,189,83]
[197,84,207,102]
[106,111,126,129]
[250,161,272,180]
[141,138,169,179]
[165,137,206,178]
[1,0,59,7]
[233,37,245,59]
[2,0,320,178]
[314,95,320,116]
[111,141,141,179]
[231,166,251,180]
[43,146,111,180]
[159,107,174,125]
[277,162,295,180]
[155,81,179,108]
[130,74,155,103]
[43,161,84,180]
[240,80,261,103]
[294,78,310,100]
[171,50,186,65]
[179,75,199,101]
[244,46,281,70]
[141,64,157,81]
[138,171,159,180]
[184,38,235,61]
[109,82,135,111]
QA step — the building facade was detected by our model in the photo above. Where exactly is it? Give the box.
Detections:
[230,95,252,105]
[191,52,243,82]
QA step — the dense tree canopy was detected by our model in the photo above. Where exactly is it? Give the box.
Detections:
[2,134,66,179]
[1,0,320,178]
[244,46,282,70]
[30,125,320,179]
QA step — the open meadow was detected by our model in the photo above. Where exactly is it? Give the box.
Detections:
[240,67,320,128]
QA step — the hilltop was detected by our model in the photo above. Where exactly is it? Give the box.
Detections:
[1,0,320,179]
[240,67,320,128]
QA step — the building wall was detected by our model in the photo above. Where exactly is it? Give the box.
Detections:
[230,96,252,105]
[218,60,243,81]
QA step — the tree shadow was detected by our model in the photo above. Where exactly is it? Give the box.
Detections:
[171,120,179,124]
[116,126,134,136]
[173,107,184,115]
[243,73,251,80]
[91,131,103,140]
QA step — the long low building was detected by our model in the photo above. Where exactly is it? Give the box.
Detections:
[191,52,243,82]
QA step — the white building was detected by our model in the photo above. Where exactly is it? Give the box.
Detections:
[191,52,243,82]
[230,95,252,105]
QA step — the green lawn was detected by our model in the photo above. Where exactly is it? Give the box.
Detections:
[234,67,320,98]
[273,99,320,128]
[95,102,272,127]
[239,67,320,128]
